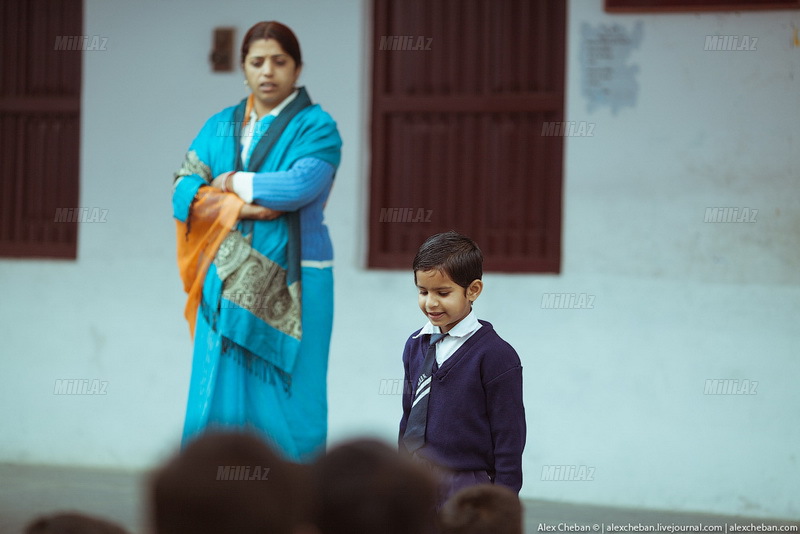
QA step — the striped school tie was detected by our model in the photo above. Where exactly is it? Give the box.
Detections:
[403,332,447,452]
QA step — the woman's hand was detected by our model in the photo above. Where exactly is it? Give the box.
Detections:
[239,203,284,221]
[210,172,234,191]
[209,172,282,220]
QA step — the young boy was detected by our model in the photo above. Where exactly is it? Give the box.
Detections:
[398,231,526,506]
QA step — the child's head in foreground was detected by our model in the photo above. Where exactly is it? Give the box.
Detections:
[413,231,483,334]
[24,512,130,534]
[149,430,312,534]
[311,438,438,534]
[439,483,524,534]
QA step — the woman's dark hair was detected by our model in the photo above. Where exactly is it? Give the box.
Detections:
[413,231,483,289]
[240,21,302,67]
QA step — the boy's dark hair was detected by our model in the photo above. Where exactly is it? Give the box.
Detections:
[311,438,438,534]
[24,512,130,534]
[149,431,309,534]
[413,231,483,289]
[439,484,524,534]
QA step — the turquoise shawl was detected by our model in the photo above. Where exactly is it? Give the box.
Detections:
[173,87,341,382]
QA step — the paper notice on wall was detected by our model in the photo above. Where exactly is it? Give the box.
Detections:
[580,21,643,114]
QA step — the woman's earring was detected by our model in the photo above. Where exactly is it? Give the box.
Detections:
[243,80,248,86]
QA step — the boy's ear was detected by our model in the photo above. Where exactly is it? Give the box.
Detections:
[467,279,483,302]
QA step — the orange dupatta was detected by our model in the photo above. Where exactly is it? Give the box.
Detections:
[176,187,245,337]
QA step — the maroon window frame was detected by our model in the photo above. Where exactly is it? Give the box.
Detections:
[1,0,82,259]
[368,0,565,273]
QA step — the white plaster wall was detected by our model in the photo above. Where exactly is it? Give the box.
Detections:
[0,0,798,520]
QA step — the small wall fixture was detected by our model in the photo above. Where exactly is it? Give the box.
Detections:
[210,27,235,72]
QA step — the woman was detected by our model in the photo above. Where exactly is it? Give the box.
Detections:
[172,21,342,461]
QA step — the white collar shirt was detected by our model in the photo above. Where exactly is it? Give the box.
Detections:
[240,88,300,166]
[233,89,300,202]
[413,310,482,366]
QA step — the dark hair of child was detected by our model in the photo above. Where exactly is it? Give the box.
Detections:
[412,230,483,289]
[439,483,524,534]
[311,438,439,534]
[24,512,131,534]
[150,431,309,534]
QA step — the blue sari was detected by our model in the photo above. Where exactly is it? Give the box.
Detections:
[173,88,341,461]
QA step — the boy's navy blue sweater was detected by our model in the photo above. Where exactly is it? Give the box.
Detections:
[398,320,526,493]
